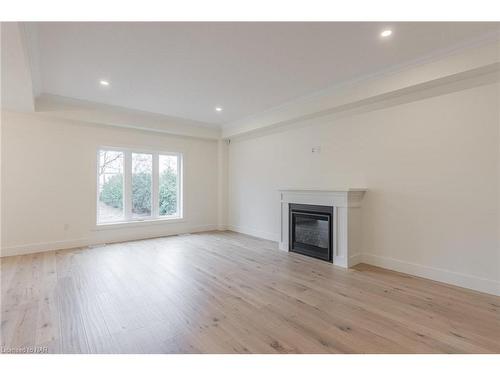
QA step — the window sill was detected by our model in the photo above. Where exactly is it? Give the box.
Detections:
[93,216,185,231]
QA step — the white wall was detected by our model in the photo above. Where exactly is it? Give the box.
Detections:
[1,65,499,295]
[228,82,500,294]
[1,111,219,256]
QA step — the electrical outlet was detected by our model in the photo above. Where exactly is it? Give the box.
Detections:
[312,146,321,154]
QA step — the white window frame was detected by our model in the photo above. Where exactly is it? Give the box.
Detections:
[96,146,183,227]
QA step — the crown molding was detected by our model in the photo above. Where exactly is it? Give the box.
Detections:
[34,94,221,140]
[222,40,500,140]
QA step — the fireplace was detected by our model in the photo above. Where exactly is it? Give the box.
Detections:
[289,203,333,262]
[279,189,366,267]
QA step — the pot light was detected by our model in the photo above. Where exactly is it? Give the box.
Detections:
[215,107,223,112]
[380,29,393,38]
[99,80,110,86]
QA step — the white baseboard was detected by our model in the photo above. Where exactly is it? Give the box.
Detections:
[4,225,498,297]
[348,253,363,267]
[226,226,499,296]
[1,238,92,257]
[226,224,279,242]
[362,253,500,296]
[1,224,218,257]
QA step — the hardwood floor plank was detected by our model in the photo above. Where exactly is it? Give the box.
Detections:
[1,231,499,354]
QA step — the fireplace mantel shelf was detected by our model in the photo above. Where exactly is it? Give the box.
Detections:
[279,188,367,268]
[279,189,367,209]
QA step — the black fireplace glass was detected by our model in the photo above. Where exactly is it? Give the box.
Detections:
[289,204,333,262]
[295,214,329,249]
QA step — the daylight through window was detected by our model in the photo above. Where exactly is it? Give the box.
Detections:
[98,149,182,224]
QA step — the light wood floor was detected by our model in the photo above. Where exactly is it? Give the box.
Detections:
[1,231,499,354]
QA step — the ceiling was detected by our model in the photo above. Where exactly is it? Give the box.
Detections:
[27,22,500,126]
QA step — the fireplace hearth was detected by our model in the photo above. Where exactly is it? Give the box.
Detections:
[289,203,333,262]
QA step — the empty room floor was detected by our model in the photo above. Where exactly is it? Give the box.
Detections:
[1,231,499,354]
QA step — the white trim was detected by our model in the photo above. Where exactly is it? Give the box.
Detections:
[4,225,498,296]
[34,94,221,140]
[226,225,279,242]
[278,189,366,268]
[96,146,184,225]
[226,225,499,296]
[0,225,218,257]
[362,253,500,297]
[93,217,186,230]
[2,238,92,257]
[349,253,364,267]
[223,41,500,139]
[222,34,500,133]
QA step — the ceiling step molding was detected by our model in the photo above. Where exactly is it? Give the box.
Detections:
[222,41,500,140]
[34,94,222,140]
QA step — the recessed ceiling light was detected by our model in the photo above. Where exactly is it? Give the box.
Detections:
[380,29,393,38]
[215,107,223,112]
[99,80,110,86]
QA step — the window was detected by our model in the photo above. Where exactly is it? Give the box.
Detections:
[97,148,182,224]
[159,154,180,217]
[98,150,124,222]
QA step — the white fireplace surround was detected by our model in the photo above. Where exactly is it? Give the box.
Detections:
[279,189,367,268]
